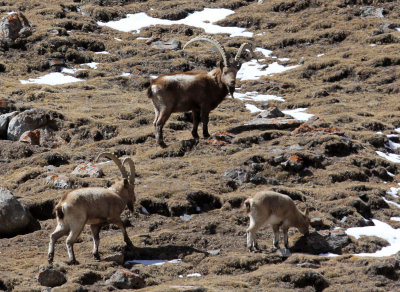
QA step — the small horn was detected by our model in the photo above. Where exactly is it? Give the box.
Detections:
[235,43,254,62]
[96,152,128,179]
[183,35,229,67]
[122,157,135,185]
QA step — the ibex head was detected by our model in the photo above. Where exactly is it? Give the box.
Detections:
[96,152,135,211]
[183,35,254,97]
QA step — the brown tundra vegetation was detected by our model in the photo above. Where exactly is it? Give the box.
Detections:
[1,0,400,291]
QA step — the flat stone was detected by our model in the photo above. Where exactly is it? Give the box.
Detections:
[45,174,71,189]
[276,248,291,258]
[105,269,144,289]
[71,162,104,178]
[150,39,181,50]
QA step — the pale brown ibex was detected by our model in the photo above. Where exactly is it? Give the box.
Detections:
[147,35,253,147]
[244,190,310,252]
[48,152,135,265]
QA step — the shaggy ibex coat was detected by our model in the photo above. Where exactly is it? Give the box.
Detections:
[147,35,253,147]
[245,190,310,252]
[48,153,135,265]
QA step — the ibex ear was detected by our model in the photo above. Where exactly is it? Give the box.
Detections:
[123,178,129,186]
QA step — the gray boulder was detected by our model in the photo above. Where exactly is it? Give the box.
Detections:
[150,39,181,50]
[19,126,67,149]
[7,109,49,141]
[105,269,144,289]
[37,265,67,287]
[0,188,32,236]
[0,111,18,138]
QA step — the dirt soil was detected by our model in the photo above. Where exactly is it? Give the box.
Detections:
[1,0,400,291]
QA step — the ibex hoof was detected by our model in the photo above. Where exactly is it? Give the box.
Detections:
[66,259,79,265]
[158,141,167,148]
[93,253,101,261]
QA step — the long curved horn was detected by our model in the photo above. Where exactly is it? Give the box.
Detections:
[96,152,128,179]
[122,157,135,185]
[183,35,229,67]
[235,43,254,62]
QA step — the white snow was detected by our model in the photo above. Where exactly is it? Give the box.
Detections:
[84,62,99,69]
[114,38,122,42]
[246,104,263,113]
[396,128,400,133]
[387,187,400,198]
[125,259,181,266]
[234,91,285,102]
[390,217,400,222]
[20,72,83,85]
[282,108,314,121]
[376,151,400,163]
[370,44,377,47]
[395,28,400,32]
[388,140,400,150]
[383,197,400,208]
[98,8,252,37]
[121,72,131,77]
[318,252,339,257]
[187,273,202,277]
[237,60,299,81]
[346,219,400,257]
[95,51,110,54]
[317,54,324,57]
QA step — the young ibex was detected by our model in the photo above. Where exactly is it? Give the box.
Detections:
[48,152,135,265]
[147,35,253,147]
[244,190,310,252]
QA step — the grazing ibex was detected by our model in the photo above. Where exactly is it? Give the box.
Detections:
[48,152,135,265]
[147,35,253,147]
[244,190,310,252]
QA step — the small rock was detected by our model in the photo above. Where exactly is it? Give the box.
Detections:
[46,174,71,189]
[105,269,144,289]
[76,270,102,285]
[150,39,181,50]
[257,106,284,119]
[291,270,329,291]
[281,155,304,172]
[310,217,330,230]
[224,169,252,184]
[71,162,104,178]
[37,265,67,288]
[360,6,384,18]
[104,253,124,265]
[7,109,50,141]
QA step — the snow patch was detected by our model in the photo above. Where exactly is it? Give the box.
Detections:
[125,259,181,266]
[282,108,314,121]
[376,151,400,163]
[98,8,252,37]
[246,104,263,113]
[346,219,400,257]
[20,72,83,85]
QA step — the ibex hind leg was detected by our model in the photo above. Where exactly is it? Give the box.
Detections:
[201,111,210,138]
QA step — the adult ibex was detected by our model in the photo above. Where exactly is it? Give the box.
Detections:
[48,152,136,265]
[147,35,253,147]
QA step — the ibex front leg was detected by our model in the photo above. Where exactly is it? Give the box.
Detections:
[201,110,210,138]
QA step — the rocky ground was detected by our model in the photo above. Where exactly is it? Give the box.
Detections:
[1,0,400,291]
